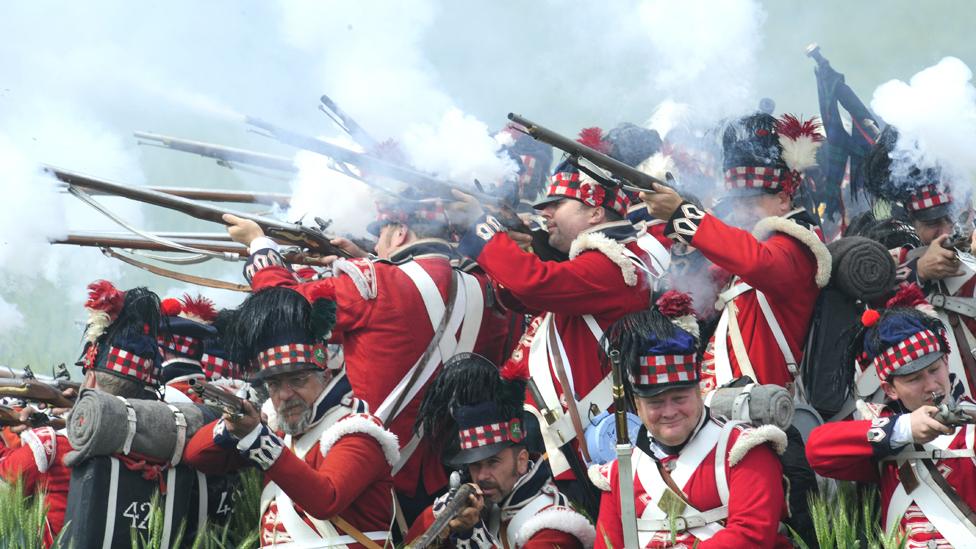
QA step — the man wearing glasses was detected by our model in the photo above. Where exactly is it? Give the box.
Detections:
[183,286,399,549]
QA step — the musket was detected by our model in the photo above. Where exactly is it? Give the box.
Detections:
[187,378,246,418]
[48,166,351,259]
[609,349,639,548]
[507,113,669,194]
[0,405,66,430]
[135,131,299,174]
[53,233,249,256]
[406,471,477,549]
[73,184,293,206]
[245,116,505,207]
[319,94,380,150]
[525,378,601,519]
[0,378,76,408]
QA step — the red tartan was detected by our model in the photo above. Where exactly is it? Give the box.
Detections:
[200,354,240,380]
[157,334,202,357]
[636,354,698,385]
[105,346,158,385]
[723,166,790,192]
[873,329,944,381]
[907,184,952,212]
[458,418,524,450]
[544,171,630,218]
[254,343,327,371]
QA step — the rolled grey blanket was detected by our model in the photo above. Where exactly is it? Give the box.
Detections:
[65,388,211,466]
[827,236,896,302]
[707,384,794,430]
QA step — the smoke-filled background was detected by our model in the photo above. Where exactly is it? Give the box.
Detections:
[1,0,974,370]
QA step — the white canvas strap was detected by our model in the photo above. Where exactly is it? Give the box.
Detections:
[374,264,465,424]
[504,493,555,549]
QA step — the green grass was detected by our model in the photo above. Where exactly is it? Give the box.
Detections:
[793,481,906,549]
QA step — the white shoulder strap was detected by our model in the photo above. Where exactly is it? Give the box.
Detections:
[714,421,746,506]
[504,493,555,549]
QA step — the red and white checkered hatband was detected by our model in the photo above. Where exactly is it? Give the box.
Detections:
[157,334,203,358]
[105,346,158,385]
[458,417,525,450]
[253,343,327,372]
[907,184,952,212]
[375,201,446,226]
[873,329,944,381]
[200,353,241,380]
[544,171,629,218]
[634,354,699,386]
[724,166,790,192]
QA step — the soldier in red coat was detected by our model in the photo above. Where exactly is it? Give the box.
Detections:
[594,292,791,548]
[156,293,219,403]
[0,281,164,547]
[861,127,976,399]
[453,129,670,495]
[406,353,593,549]
[641,113,831,393]
[222,197,509,520]
[807,290,976,547]
[182,286,398,548]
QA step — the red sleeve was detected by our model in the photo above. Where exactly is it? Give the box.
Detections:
[806,421,881,482]
[0,445,42,494]
[181,421,250,475]
[404,506,436,545]
[251,266,373,335]
[265,434,390,520]
[522,529,584,549]
[473,234,639,316]
[594,462,623,549]
[700,441,785,549]
[688,214,816,297]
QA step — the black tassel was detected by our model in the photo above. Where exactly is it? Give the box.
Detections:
[225,287,315,371]
[415,353,499,444]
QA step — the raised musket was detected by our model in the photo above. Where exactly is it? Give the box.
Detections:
[507,113,669,194]
[53,233,249,256]
[319,94,380,150]
[245,116,505,206]
[135,131,299,174]
[70,184,292,206]
[609,349,639,548]
[48,166,350,259]
[405,471,476,549]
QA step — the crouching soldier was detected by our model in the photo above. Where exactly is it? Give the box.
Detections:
[406,353,594,548]
[807,286,976,548]
[594,291,792,548]
[183,287,399,548]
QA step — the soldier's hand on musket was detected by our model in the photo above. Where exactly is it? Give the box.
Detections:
[223,213,266,245]
[448,190,486,226]
[910,405,954,443]
[508,230,533,252]
[445,484,485,536]
[304,237,370,267]
[222,399,261,438]
[639,183,684,221]
[10,405,41,434]
[918,235,963,281]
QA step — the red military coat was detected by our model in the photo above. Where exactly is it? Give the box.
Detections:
[594,419,791,548]
[183,399,397,548]
[807,400,976,547]
[460,217,666,478]
[0,427,71,547]
[248,239,506,496]
[665,205,829,390]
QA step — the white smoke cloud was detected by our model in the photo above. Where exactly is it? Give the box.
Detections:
[286,145,377,237]
[0,296,25,333]
[871,57,976,190]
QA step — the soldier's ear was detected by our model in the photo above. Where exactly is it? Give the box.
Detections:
[881,380,899,402]
[516,447,530,475]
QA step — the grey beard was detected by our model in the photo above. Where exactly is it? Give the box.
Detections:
[278,402,313,435]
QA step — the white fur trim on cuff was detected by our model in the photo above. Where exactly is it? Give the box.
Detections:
[21,427,58,473]
[319,413,400,467]
[728,424,787,467]
[588,463,612,492]
[569,232,638,286]
[753,216,832,288]
[515,506,596,548]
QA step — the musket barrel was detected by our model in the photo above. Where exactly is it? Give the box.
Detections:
[135,131,298,173]
[507,113,666,192]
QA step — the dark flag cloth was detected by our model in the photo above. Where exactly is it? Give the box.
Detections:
[811,46,885,227]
